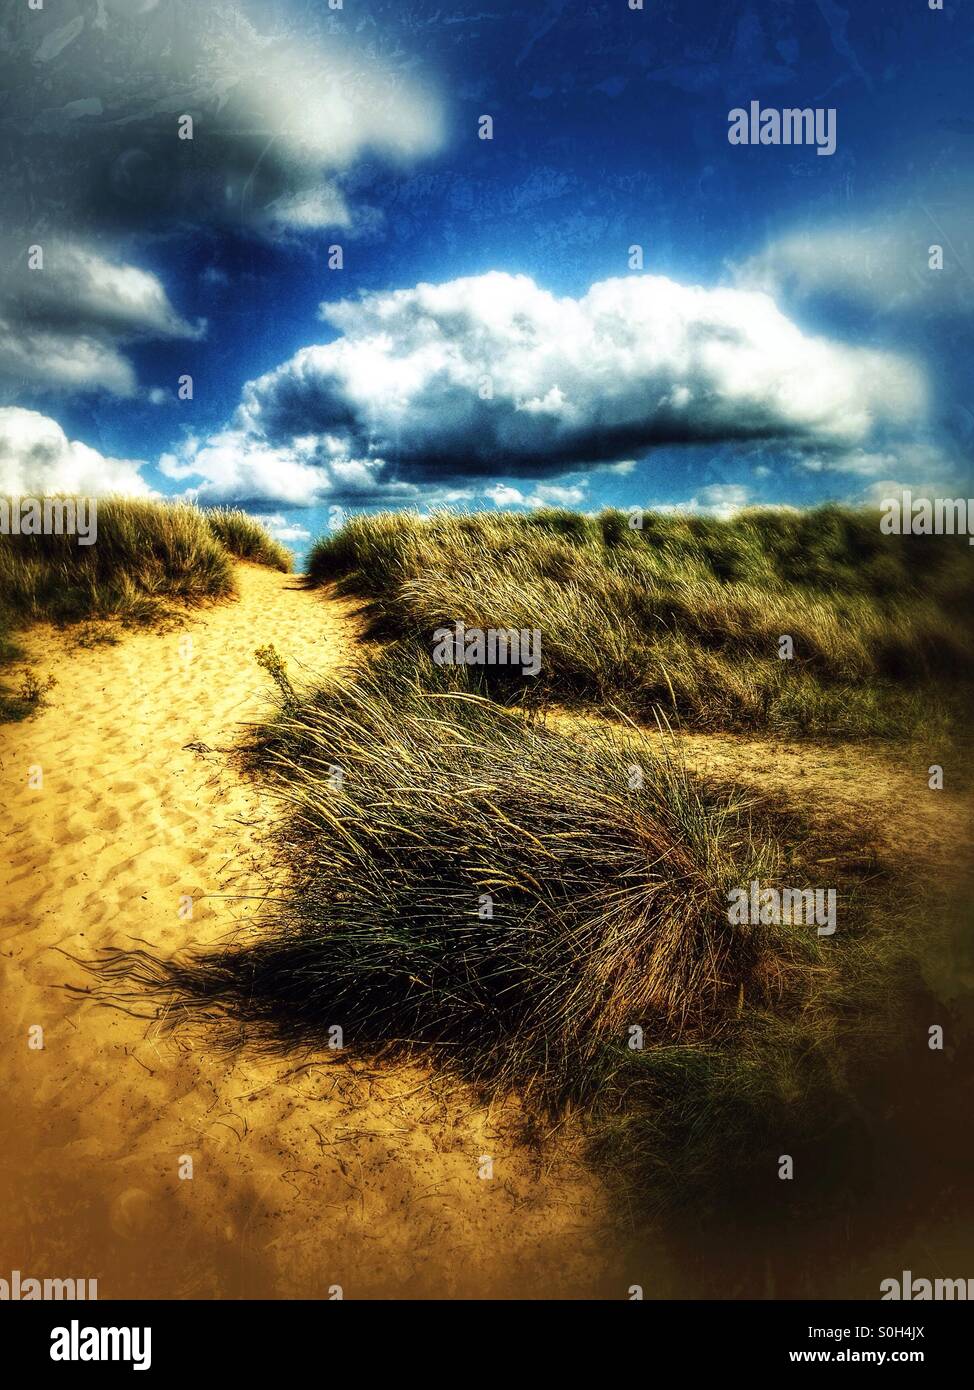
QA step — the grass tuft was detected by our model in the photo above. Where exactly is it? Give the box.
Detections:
[204,507,292,572]
[90,649,931,1216]
[93,653,819,1097]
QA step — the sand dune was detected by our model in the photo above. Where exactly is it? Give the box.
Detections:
[0,565,613,1299]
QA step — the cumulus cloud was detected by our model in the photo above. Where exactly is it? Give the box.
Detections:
[695,483,753,516]
[659,483,756,520]
[1,1,443,239]
[485,481,589,508]
[0,240,202,396]
[259,514,313,543]
[158,430,422,507]
[0,407,152,496]
[225,270,924,490]
[0,3,441,401]
[832,437,970,509]
[797,439,965,484]
[851,478,964,512]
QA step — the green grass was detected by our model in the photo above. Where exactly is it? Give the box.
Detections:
[0,496,291,719]
[307,506,974,738]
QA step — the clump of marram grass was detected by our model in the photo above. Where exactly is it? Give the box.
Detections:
[0,497,293,627]
[89,648,942,1218]
[204,507,292,572]
[0,497,236,628]
[586,863,962,1221]
[93,652,813,1106]
[306,506,974,738]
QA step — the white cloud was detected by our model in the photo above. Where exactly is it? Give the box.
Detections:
[532,482,589,505]
[0,4,442,401]
[9,242,199,340]
[841,439,968,508]
[659,486,799,519]
[0,407,152,496]
[852,479,955,511]
[0,240,202,396]
[159,429,421,507]
[484,480,589,508]
[259,513,312,543]
[696,483,752,515]
[797,439,964,484]
[484,484,527,508]
[658,483,755,519]
[734,208,974,314]
[229,270,924,491]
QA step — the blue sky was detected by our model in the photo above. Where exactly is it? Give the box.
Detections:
[1,0,972,558]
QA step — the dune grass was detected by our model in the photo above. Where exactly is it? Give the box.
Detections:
[203,507,293,573]
[100,653,789,1091]
[307,506,974,738]
[57,499,964,1222]
[0,497,290,719]
[92,648,930,1216]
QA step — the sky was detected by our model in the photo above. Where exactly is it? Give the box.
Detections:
[1,0,972,558]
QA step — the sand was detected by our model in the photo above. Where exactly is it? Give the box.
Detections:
[0,566,614,1300]
[548,712,973,873]
[5,568,969,1300]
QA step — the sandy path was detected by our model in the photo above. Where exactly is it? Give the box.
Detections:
[0,566,613,1300]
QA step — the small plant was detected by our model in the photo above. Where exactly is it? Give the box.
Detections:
[254,643,297,705]
[0,665,58,720]
[18,667,57,704]
[73,623,120,651]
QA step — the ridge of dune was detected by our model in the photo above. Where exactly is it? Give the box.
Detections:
[0,564,614,1299]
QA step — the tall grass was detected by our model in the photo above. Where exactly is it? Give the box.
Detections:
[94,651,798,1093]
[307,506,974,738]
[204,507,292,572]
[92,650,925,1215]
